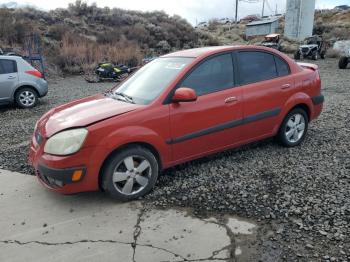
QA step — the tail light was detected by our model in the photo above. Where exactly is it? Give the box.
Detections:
[25,70,43,78]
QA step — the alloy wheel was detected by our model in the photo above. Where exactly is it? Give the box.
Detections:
[112,155,151,196]
[19,90,36,107]
[285,113,306,143]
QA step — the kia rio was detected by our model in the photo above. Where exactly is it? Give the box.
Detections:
[29,46,324,200]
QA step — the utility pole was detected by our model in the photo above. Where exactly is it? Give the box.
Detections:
[262,0,265,17]
[235,0,239,24]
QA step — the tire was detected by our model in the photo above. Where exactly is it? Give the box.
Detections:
[101,146,159,201]
[294,50,301,60]
[15,87,38,108]
[339,56,348,69]
[277,108,309,148]
[312,51,318,60]
[320,52,326,59]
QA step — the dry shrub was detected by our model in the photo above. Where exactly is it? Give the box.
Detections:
[56,33,142,74]
[327,48,341,58]
[282,41,298,54]
[47,24,70,41]
[324,26,350,40]
[0,9,32,45]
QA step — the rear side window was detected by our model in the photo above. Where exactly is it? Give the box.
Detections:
[181,53,234,96]
[274,56,290,77]
[237,51,277,85]
[0,59,17,74]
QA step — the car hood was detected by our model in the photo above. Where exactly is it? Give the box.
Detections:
[37,94,142,137]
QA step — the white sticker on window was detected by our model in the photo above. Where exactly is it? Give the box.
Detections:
[165,63,187,70]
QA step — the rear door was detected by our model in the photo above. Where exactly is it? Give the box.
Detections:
[168,53,244,162]
[235,50,295,141]
[0,59,18,102]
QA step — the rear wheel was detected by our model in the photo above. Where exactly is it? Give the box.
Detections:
[320,52,326,59]
[294,50,301,60]
[102,146,159,201]
[339,56,348,69]
[277,108,308,147]
[15,87,38,108]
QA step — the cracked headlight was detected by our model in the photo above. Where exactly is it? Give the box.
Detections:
[44,128,88,156]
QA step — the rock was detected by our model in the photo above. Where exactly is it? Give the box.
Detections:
[306,244,314,249]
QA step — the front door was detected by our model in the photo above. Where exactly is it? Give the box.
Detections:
[168,53,243,163]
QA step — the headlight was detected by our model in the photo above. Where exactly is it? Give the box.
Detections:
[44,128,88,156]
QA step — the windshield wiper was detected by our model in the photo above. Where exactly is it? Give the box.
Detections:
[114,92,135,104]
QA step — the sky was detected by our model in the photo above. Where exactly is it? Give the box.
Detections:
[1,0,350,25]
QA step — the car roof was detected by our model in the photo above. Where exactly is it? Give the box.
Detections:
[162,45,276,59]
[0,55,23,60]
[266,33,280,38]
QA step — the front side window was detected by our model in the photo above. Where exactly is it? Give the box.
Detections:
[181,53,234,96]
[0,59,17,74]
[237,51,278,85]
[114,57,194,105]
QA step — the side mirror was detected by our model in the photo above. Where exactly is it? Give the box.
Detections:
[172,87,197,103]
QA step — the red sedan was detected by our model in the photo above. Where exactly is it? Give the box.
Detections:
[29,46,324,200]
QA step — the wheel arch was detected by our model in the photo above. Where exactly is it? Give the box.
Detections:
[289,103,311,121]
[13,85,39,99]
[275,96,313,135]
[98,141,162,191]
[281,92,313,121]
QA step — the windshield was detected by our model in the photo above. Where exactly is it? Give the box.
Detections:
[114,57,194,105]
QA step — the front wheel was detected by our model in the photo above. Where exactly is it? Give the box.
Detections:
[339,56,348,69]
[277,108,308,147]
[312,51,318,60]
[102,146,159,201]
[294,50,301,60]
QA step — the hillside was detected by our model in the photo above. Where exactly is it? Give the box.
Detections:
[196,9,350,54]
[1,2,350,76]
[314,10,350,40]
[0,1,218,74]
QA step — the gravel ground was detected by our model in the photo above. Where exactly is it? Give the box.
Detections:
[0,59,349,261]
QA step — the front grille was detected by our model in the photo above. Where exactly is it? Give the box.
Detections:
[36,170,63,188]
[301,47,309,53]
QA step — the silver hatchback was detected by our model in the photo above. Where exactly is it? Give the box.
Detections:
[0,56,48,108]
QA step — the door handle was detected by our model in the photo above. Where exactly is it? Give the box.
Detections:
[225,97,238,104]
[281,84,291,89]
[7,76,16,79]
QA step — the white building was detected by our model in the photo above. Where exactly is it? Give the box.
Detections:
[245,18,279,38]
[284,0,316,40]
